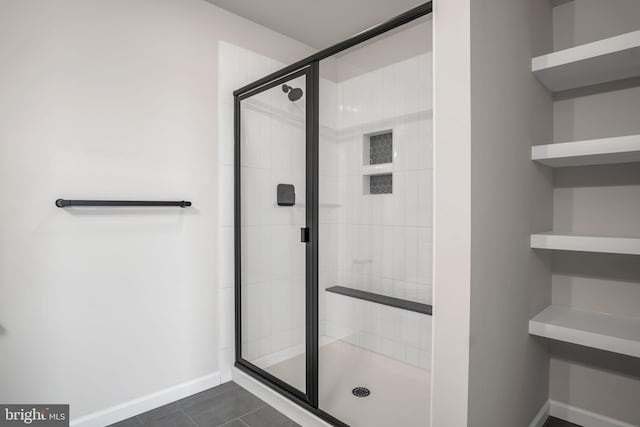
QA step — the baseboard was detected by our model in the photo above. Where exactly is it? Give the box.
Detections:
[70,372,221,427]
[548,400,637,427]
[232,367,331,427]
[529,400,550,427]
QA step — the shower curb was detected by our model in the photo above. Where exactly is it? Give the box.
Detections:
[232,367,332,427]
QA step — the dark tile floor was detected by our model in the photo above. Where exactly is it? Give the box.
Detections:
[108,382,299,427]
[107,382,583,427]
[544,416,581,427]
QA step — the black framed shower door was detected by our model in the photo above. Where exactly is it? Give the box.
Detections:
[233,3,432,426]
[234,63,330,422]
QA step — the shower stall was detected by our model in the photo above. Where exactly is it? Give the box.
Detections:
[233,3,433,425]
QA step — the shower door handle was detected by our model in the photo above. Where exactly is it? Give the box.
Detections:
[300,227,310,243]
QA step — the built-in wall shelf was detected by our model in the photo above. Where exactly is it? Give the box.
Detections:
[529,306,640,358]
[532,29,640,92]
[532,135,640,167]
[531,233,640,255]
[361,163,393,176]
[325,285,432,315]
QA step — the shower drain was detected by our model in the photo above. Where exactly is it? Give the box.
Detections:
[352,387,371,398]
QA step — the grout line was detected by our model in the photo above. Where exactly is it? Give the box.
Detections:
[218,418,241,427]
[238,404,267,420]
[218,416,251,427]
[184,409,200,427]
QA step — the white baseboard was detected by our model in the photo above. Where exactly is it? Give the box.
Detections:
[548,400,637,427]
[70,372,221,427]
[529,400,550,427]
[232,367,331,427]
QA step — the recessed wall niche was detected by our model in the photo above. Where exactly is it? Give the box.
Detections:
[364,130,393,165]
[363,130,393,195]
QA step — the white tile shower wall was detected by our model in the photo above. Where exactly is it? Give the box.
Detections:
[321,52,433,370]
[324,293,433,370]
[224,43,313,369]
[219,42,341,376]
[219,42,432,375]
[218,41,287,380]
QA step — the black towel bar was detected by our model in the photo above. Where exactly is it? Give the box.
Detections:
[55,199,192,208]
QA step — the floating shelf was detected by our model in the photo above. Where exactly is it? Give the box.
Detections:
[530,233,640,255]
[325,285,432,315]
[529,306,640,358]
[361,163,393,176]
[532,135,640,167]
[532,29,640,91]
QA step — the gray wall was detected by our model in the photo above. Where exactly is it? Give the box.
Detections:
[549,2,640,424]
[466,1,554,426]
[468,0,552,427]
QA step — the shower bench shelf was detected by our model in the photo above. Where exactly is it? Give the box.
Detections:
[532,29,640,92]
[531,134,640,167]
[529,306,640,359]
[361,163,393,176]
[325,285,432,315]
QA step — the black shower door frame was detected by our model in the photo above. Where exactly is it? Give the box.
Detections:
[234,63,327,420]
[233,3,432,426]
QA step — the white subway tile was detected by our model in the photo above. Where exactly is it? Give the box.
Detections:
[392,172,406,226]
[392,226,406,281]
[405,171,419,226]
[219,226,234,288]
[418,169,433,227]
[418,227,432,285]
[218,42,235,106]
[393,340,407,362]
[219,103,234,166]
[406,345,420,367]
[233,46,249,89]
[405,227,418,283]
[220,286,234,349]
[219,165,234,227]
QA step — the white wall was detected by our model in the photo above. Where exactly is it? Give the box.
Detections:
[430,0,472,425]
[0,0,313,422]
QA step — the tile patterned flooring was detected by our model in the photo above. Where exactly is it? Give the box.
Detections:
[107,378,581,427]
[543,416,581,427]
[108,382,298,427]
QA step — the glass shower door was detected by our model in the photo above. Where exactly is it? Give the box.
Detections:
[236,68,313,401]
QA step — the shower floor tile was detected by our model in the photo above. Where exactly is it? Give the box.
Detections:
[266,340,431,427]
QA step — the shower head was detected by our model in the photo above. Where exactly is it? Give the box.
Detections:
[282,84,303,102]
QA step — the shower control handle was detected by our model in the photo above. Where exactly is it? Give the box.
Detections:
[300,227,310,243]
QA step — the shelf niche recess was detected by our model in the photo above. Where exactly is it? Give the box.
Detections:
[363,130,393,195]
